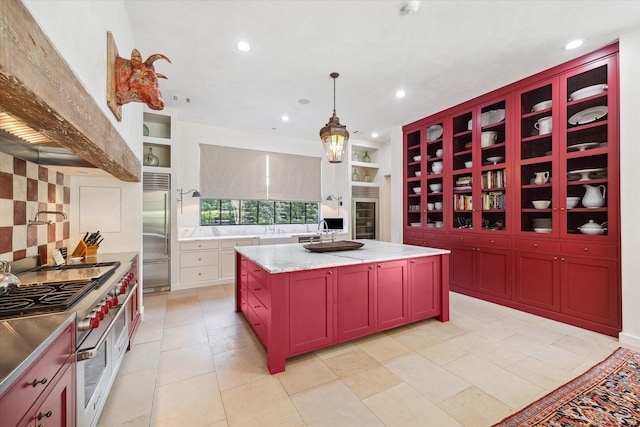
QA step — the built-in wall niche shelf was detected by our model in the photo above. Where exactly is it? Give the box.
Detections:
[143,112,172,139]
[351,165,379,185]
[143,142,171,168]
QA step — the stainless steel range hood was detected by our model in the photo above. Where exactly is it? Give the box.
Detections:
[0,127,96,168]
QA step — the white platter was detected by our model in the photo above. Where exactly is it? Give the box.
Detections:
[567,142,601,152]
[567,167,606,181]
[426,124,443,142]
[568,106,608,125]
[568,84,607,101]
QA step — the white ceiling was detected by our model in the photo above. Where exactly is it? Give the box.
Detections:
[123,0,639,144]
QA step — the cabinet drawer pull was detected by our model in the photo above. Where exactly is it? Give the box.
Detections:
[253,322,261,326]
[254,305,261,309]
[410,260,416,264]
[32,377,48,387]
[561,258,565,261]
[378,265,382,268]
[38,411,53,420]
[254,269,261,272]
[553,256,558,260]
[328,270,333,275]
[198,257,202,261]
[490,240,495,243]
[254,287,261,291]
[584,247,589,251]
[533,243,538,247]
[369,266,374,270]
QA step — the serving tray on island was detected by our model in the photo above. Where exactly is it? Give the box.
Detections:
[303,241,364,252]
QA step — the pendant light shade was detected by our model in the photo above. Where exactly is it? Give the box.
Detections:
[320,72,349,163]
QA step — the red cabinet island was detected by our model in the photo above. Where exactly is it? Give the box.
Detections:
[235,240,450,374]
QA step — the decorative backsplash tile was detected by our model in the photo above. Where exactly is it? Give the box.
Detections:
[0,152,70,263]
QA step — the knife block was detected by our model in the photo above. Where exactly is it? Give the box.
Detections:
[71,241,99,258]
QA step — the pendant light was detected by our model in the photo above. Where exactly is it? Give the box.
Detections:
[320,72,349,163]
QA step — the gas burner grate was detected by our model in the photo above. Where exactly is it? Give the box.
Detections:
[0,280,98,320]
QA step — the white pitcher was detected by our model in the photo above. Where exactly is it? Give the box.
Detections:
[582,184,606,208]
[534,171,549,185]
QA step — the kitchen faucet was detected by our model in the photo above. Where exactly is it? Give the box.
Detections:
[28,210,67,226]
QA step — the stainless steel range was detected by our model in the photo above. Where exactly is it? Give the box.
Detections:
[1,255,139,427]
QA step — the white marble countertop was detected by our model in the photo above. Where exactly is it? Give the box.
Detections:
[235,239,450,273]
[177,231,348,242]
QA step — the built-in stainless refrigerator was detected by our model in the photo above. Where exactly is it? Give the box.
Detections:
[143,172,171,292]
[352,198,378,240]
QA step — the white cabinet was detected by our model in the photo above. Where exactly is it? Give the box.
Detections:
[179,240,219,285]
[220,238,258,280]
[176,238,259,290]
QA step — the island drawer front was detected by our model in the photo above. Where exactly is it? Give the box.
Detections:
[248,272,270,308]
[560,242,618,259]
[246,304,268,346]
[248,290,270,327]
[247,261,268,284]
[180,266,219,283]
[476,236,511,249]
[0,323,74,427]
[180,251,219,268]
[180,240,220,251]
[515,239,559,253]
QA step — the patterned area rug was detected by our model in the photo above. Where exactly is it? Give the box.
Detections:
[493,347,640,427]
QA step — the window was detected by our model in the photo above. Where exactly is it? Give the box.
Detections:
[201,200,319,226]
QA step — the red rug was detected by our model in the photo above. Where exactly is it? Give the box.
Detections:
[493,347,640,427]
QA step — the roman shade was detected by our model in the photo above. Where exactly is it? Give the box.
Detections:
[199,145,321,202]
[268,152,321,202]
[200,144,267,199]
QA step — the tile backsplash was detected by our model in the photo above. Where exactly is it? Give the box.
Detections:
[0,152,70,263]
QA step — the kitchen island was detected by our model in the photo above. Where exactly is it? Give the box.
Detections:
[235,240,450,373]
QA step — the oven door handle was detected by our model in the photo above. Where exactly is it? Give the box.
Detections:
[76,282,138,361]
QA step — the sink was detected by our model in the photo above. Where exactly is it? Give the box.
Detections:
[259,235,296,245]
[303,241,364,252]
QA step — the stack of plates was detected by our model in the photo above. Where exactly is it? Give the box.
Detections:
[532,218,552,229]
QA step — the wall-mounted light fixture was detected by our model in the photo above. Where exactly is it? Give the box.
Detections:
[177,188,201,213]
[326,194,343,213]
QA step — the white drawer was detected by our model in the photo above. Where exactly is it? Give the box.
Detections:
[221,238,255,248]
[180,240,220,251]
[180,265,219,283]
[180,251,219,268]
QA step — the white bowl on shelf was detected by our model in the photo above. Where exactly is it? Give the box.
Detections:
[410,222,421,227]
[429,183,442,192]
[413,187,422,194]
[532,100,552,112]
[566,196,580,208]
[464,161,472,168]
[413,155,421,162]
[481,131,498,147]
[532,200,551,209]
[534,227,552,233]
[415,171,421,177]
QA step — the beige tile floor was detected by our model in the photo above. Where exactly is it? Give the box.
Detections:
[97,284,633,427]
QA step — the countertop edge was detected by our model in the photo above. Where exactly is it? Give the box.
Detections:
[235,240,450,274]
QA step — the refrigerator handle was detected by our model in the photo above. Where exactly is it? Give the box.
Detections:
[164,192,169,256]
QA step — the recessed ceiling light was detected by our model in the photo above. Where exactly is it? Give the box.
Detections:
[565,39,584,50]
[281,115,289,122]
[237,41,251,52]
[298,99,311,105]
[395,89,406,98]
[371,132,379,138]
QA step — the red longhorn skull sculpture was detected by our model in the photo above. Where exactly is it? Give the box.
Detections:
[114,49,171,110]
